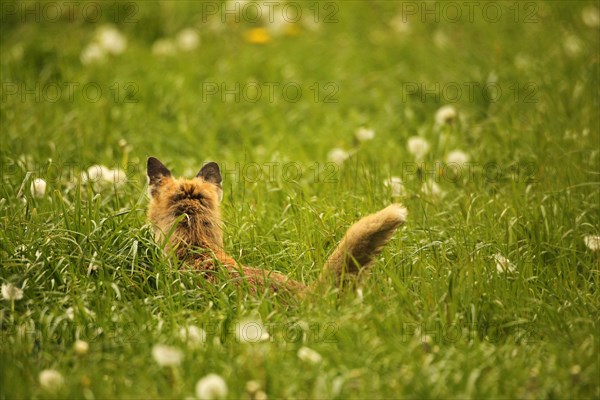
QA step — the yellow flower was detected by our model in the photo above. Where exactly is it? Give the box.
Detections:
[245,27,271,44]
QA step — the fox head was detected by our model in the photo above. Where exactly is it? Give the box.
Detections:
[146,157,223,253]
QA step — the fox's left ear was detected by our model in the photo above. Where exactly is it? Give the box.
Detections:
[197,162,223,202]
[196,162,222,185]
[147,157,172,185]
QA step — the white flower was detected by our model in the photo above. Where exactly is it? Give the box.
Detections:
[83,165,127,187]
[105,168,128,187]
[152,38,177,56]
[195,373,228,400]
[389,14,410,33]
[176,28,200,51]
[384,176,404,197]
[74,340,89,355]
[407,136,430,160]
[584,235,600,252]
[2,283,23,301]
[245,380,262,394]
[327,148,349,165]
[179,325,206,347]
[151,344,183,367]
[65,307,75,320]
[235,318,270,343]
[39,369,64,391]
[435,105,457,125]
[84,165,111,183]
[494,253,516,273]
[30,178,47,198]
[421,181,445,198]
[80,43,106,65]
[297,346,322,364]
[582,6,600,28]
[96,25,127,55]
[446,150,470,166]
[355,127,375,142]
[564,35,582,57]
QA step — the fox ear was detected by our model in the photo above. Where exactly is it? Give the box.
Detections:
[147,157,172,186]
[196,162,222,185]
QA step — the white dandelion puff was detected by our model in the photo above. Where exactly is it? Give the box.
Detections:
[152,344,183,367]
[435,105,457,126]
[494,253,516,273]
[446,150,470,166]
[30,178,47,198]
[80,43,106,65]
[179,325,206,347]
[384,176,405,197]
[421,181,445,198]
[152,38,177,57]
[96,25,127,55]
[245,380,262,394]
[355,127,375,142]
[176,28,200,51]
[407,136,430,160]
[235,318,270,343]
[389,14,410,33]
[564,35,582,57]
[39,369,64,391]
[584,235,600,252]
[2,283,24,301]
[582,6,600,28]
[195,374,228,400]
[327,148,350,166]
[297,346,323,364]
[74,340,89,355]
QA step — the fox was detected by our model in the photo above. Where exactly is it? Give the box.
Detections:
[146,156,407,295]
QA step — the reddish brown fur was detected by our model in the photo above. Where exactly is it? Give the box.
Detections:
[146,157,406,296]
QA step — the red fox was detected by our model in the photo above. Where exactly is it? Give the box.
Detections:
[147,157,407,294]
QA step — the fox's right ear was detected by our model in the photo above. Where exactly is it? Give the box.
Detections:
[147,157,172,187]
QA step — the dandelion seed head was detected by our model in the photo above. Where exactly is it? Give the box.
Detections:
[407,136,430,160]
[176,28,200,51]
[584,235,600,252]
[582,6,600,28]
[152,39,177,57]
[96,25,127,55]
[152,344,183,367]
[195,374,228,400]
[39,369,64,391]
[297,346,323,364]
[74,340,89,355]
[446,150,470,165]
[235,318,270,343]
[179,325,206,347]
[355,127,376,142]
[80,43,106,65]
[2,283,24,301]
[327,148,350,166]
[384,176,404,197]
[494,253,516,273]
[435,105,457,125]
[30,178,47,199]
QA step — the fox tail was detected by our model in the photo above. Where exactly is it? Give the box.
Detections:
[319,204,407,286]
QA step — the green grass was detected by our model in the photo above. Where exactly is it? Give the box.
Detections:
[1,1,599,398]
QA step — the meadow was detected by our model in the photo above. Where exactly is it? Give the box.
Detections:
[1,1,599,398]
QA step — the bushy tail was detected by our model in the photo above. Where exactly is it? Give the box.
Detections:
[319,204,407,286]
